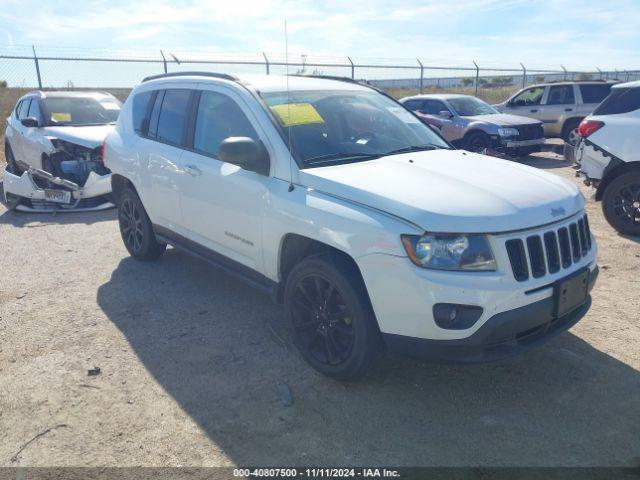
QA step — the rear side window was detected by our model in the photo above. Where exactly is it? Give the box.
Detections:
[546,85,575,105]
[155,89,192,146]
[132,90,153,134]
[580,84,612,104]
[422,99,448,115]
[193,90,258,157]
[593,87,640,115]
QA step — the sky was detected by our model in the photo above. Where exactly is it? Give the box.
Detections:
[0,0,638,73]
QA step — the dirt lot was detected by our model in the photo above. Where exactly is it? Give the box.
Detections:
[0,149,639,468]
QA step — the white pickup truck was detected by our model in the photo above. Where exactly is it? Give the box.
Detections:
[104,72,598,379]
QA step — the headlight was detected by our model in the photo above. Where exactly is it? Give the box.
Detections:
[401,234,497,271]
[498,127,519,137]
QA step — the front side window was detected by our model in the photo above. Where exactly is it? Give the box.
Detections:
[42,96,121,126]
[155,89,191,146]
[27,99,42,124]
[259,89,450,167]
[422,99,449,115]
[17,99,31,119]
[193,91,258,157]
[546,85,575,105]
[511,87,545,106]
[447,97,497,116]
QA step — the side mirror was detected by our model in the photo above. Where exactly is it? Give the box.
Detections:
[21,117,39,128]
[218,137,270,176]
[438,110,453,119]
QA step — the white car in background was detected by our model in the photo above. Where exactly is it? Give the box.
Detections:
[3,91,120,212]
[576,80,640,236]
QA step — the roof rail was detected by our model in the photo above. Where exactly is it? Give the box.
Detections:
[142,71,239,83]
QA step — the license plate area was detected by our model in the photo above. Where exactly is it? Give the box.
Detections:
[554,267,589,317]
[44,189,72,204]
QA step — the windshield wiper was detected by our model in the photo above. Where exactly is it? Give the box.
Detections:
[383,144,445,156]
[305,152,381,166]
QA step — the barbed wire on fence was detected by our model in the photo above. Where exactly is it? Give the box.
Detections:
[1,44,639,92]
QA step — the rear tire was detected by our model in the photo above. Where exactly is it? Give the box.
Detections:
[602,172,640,237]
[562,119,582,146]
[463,131,491,153]
[116,187,166,260]
[284,253,381,380]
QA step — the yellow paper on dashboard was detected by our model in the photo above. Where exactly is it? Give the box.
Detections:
[270,103,324,127]
[51,112,71,122]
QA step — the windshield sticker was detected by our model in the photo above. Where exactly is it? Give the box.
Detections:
[387,106,420,124]
[51,112,71,122]
[100,101,121,110]
[270,103,324,127]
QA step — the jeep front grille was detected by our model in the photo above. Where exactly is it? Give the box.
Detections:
[505,214,592,282]
[515,124,544,141]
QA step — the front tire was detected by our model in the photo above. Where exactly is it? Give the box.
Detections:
[284,254,381,380]
[602,172,640,237]
[117,187,166,260]
[463,131,491,153]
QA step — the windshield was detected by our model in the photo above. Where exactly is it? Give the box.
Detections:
[447,97,498,116]
[259,89,450,167]
[43,96,121,126]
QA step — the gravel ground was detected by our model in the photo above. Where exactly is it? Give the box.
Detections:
[0,150,639,468]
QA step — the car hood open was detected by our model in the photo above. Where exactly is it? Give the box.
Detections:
[299,149,584,233]
[44,125,115,149]
[464,113,542,126]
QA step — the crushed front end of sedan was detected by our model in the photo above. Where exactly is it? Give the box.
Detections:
[3,91,119,212]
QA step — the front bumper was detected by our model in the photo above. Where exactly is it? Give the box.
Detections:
[3,166,114,212]
[500,138,545,149]
[383,266,598,363]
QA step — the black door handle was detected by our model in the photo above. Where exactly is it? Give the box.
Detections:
[530,109,538,112]
[565,108,573,112]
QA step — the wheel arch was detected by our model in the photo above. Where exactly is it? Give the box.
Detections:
[561,116,584,138]
[111,174,137,200]
[596,160,640,201]
[276,233,370,305]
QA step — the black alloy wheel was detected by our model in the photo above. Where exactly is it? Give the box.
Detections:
[291,273,355,366]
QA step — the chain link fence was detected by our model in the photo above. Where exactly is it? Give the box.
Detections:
[1,45,640,104]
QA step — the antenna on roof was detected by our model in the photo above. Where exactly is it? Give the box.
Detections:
[285,20,294,192]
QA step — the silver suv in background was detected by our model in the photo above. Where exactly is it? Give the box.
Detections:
[494,81,616,145]
[401,94,544,156]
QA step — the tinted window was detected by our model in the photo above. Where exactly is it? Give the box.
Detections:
[546,85,575,105]
[593,87,640,115]
[193,91,258,157]
[156,89,191,145]
[17,99,31,119]
[147,90,164,138]
[580,84,612,104]
[511,87,545,106]
[27,99,42,123]
[402,99,423,111]
[422,100,448,115]
[132,90,153,134]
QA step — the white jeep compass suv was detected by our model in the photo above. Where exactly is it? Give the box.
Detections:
[104,72,598,379]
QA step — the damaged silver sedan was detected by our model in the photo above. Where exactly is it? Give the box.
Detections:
[3,91,120,212]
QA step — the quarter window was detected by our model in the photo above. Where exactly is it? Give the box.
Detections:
[132,90,154,134]
[580,84,612,104]
[193,91,258,157]
[546,85,575,105]
[155,89,191,146]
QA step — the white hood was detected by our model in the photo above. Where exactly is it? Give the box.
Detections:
[299,150,584,233]
[44,125,115,149]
